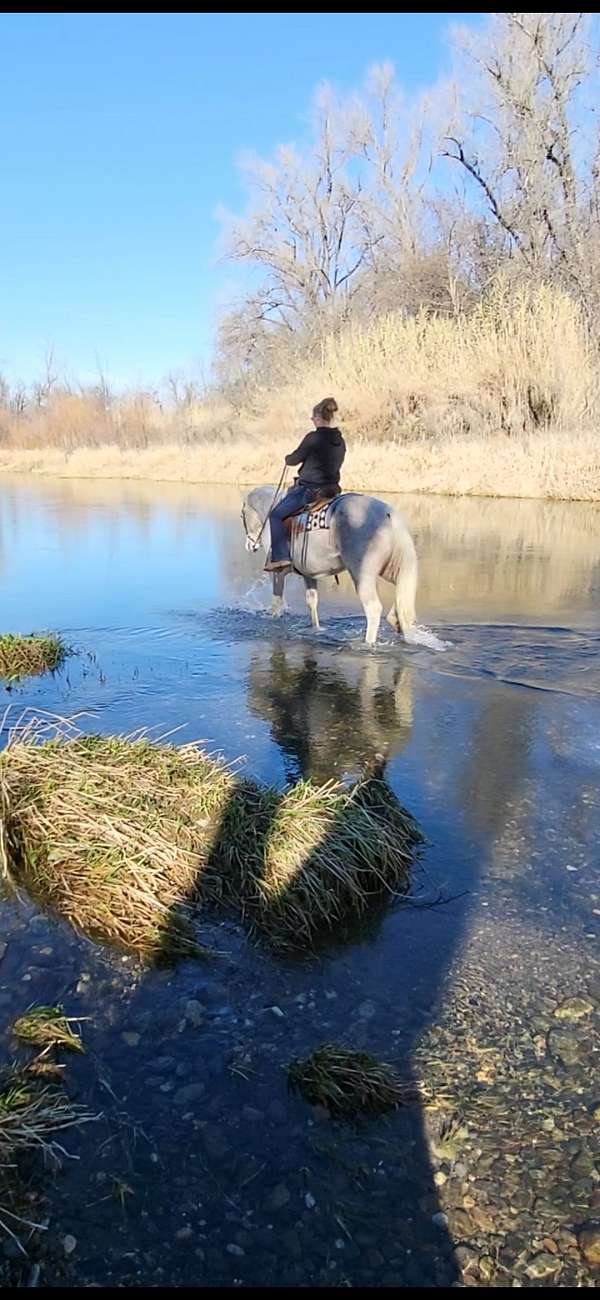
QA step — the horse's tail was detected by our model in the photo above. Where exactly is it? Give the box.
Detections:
[383,509,448,651]
[382,510,418,641]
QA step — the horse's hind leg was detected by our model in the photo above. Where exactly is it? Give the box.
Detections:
[386,603,400,632]
[353,569,382,647]
[304,578,320,630]
[272,571,285,617]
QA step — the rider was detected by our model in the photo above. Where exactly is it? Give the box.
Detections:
[264,397,346,573]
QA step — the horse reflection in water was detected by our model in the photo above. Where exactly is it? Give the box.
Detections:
[247,643,414,785]
[245,642,460,1285]
[246,643,415,947]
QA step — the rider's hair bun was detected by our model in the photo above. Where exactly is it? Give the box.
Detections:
[313,397,338,422]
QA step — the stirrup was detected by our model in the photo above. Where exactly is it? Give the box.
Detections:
[264,558,292,573]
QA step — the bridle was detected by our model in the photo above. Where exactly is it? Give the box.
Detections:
[240,501,261,553]
[240,465,289,554]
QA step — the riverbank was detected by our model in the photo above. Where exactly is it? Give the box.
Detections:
[2,286,599,501]
[1,425,598,501]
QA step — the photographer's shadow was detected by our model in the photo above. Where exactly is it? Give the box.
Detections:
[240,643,462,1285]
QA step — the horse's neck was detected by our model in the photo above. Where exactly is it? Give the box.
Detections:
[253,486,277,520]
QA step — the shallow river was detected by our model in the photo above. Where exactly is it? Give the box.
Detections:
[1,475,599,1287]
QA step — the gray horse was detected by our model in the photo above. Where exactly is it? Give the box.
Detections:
[242,486,443,648]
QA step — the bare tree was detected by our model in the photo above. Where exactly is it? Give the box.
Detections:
[32,345,60,407]
[442,13,599,303]
[217,21,600,393]
[222,81,398,330]
[218,67,463,386]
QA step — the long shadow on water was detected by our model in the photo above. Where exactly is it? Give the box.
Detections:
[150,643,465,1286]
[26,641,472,1287]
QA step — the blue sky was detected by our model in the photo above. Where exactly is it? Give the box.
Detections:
[1,12,482,388]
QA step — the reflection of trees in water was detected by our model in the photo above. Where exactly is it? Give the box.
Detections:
[453,682,600,938]
[0,506,5,579]
[247,644,413,783]
[458,692,535,837]
[3,477,600,617]
[400,493,600,616]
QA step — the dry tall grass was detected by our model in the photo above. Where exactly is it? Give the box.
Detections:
[0,720,419,957]
[1,285,599,499]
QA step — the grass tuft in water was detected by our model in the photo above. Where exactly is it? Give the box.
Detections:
[0,634,68,683]
[0,1062,95,1239]
[0,720,233,959]
[288,1044,414,1118]
[208,775,421,950]
[12,1006,85,1054]
[0,718,420,958]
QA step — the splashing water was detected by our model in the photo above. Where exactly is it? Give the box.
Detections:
[240,575,285,614]
[406,625,451,652]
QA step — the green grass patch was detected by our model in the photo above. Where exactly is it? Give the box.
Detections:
[288,1044,414,1118]
[0,634,67,683]
[12,1005,85,1053]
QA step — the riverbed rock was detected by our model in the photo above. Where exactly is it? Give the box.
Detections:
[184,999,205,1028]
[578,1224,600,1267]
[173,1082,206,1106]
[242,1105,263,1123]
[449,1209,475,1238]
[553,997,594,1022]
[525,1251,561,1279]
[547,1028,583,1067]
[478,1255,495,1282]
[270,1183,291,1210]
[571,1150,596,1179]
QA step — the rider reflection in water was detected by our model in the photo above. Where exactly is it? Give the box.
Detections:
[264,396,346,573]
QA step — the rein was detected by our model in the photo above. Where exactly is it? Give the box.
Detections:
[241,464,289,552]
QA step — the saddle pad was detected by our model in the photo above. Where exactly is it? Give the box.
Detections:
[286,495,342,532]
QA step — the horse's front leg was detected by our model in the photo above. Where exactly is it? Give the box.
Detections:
[272,570,286,618]
[304,578,320,630]
[353,571,382,647]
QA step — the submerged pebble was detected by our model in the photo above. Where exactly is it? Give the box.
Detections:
[553,998,594,1022]
[578,1224,600,1267]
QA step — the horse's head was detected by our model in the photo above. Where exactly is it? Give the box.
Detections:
[240,494,262,553]
[241,486,275,553]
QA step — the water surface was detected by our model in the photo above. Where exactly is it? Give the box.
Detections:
[1,476,599,1287]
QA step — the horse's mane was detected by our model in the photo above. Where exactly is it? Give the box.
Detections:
[245,485,278,518]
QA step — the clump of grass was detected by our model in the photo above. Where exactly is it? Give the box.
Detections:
[0,1064,94,1239]
[0,720,233,958]
[12,1006,85,1054]
[0,718,420,958]
[0,1071,87,1156]
[210,776,420,950]
[0,634,67,683]
[288,1045,414,1118]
